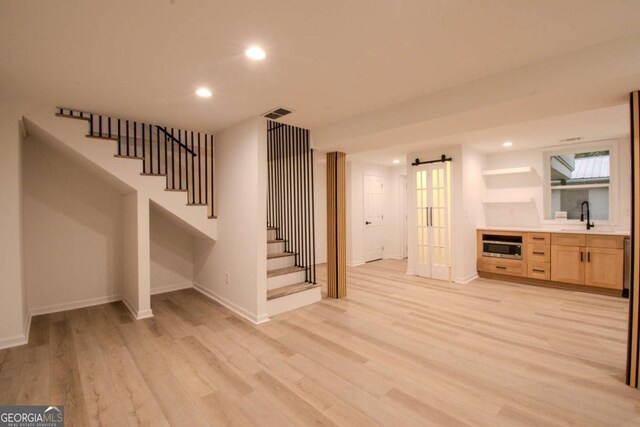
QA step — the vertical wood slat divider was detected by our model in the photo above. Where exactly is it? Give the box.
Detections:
[628,90,640,387]
[327,152,347,298]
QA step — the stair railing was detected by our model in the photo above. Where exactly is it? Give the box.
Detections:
[56,107,215,218]
[267,120,316,284]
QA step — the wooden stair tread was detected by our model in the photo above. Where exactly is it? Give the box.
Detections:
[267,282,319,300]
[86,134,119,141]
[267,227,278,230]
[141,172,167,177]
[114,154,143,160]
[267,252,296,259]
[267,266,305,278]
[56,113,89,121]
[267,239,287,244]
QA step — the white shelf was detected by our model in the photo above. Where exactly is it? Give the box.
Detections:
[482,197,535,204]
[482,166,533,177]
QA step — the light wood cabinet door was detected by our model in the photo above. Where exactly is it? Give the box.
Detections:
[585,247,624,289]
[551,245,585,285]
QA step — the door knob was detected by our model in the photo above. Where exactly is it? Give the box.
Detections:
[365,221,372,225]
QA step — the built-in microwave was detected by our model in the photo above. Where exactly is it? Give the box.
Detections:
[482,234,522,259]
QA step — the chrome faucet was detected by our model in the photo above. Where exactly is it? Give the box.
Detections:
[580,201,594,230]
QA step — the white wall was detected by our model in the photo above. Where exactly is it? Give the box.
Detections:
[482,138,630,231]
[0,103,28,348]
[346,160,406,266]
[22,136,124,313]
[150,206,194,292]
[193,117,268,323]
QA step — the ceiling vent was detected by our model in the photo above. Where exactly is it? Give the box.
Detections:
[559,137,582,143]
[262,107,293,120]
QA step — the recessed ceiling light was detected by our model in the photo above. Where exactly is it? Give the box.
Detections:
[503,141,513,147]
[195,88,212,98]
[392,159,400,164]
[245,46,266,60]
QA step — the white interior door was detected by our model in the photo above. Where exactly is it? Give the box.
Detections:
[429,163,450,280]
[364,173,384,262]
[415,167,431,277]
[414,163,450,280]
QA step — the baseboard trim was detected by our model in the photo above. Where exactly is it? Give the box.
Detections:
[121,297,154,320]
[151,282,193,295]
[193,282,269,325]
[0,332,29,350]
[383,254,404,260]
[30,294,122,316]
[348,260,366,267]
[454,274,479,285]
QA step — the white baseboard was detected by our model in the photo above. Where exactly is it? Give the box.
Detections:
[348,260,366,267]
[151,282,193,295]
[383,254,404,260]
[454,273,479,285]
[121,297,154,320]
[193,282,269,324]
[30,294,122,316]
[0,332,29,350]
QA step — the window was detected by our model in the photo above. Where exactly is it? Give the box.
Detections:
[547,149,610,221]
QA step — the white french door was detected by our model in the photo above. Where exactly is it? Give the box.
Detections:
[415,162,450,280]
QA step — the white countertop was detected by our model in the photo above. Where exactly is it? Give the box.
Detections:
[478,226,630,237]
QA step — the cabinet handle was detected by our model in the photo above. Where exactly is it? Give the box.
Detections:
[532,251,545,255]
[532,268,545,273]
[580,251,584,262]
[532,237,545,240]
[430,207,433,227]
[496,266,507,270]
[587,252,591,262]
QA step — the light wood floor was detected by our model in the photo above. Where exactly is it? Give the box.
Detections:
[1,259,639,426]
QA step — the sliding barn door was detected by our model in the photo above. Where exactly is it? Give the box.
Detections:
[414,162,451,281]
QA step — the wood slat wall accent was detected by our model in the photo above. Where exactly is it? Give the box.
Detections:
[326,152,347,298]
[628,90,640,387]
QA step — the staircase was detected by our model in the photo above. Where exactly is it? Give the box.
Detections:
[266,226,320,316]
[45,108,217,237]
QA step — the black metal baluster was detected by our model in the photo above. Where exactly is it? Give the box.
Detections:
[108,117,112,139]
[170,128,175,189]
[125,120,130,157]
[156,126,161,174]
[210,136,214,216]
[198,133,202,204]
[164,131,168,179]
[276,125,283,243]
[99,115,103,137]
[89,114,94,136]
[178,129,182,190]
[297,126,303,269]
[191,131,195,205]
[205,134,209,205]
[142,123,146,173]
[117,119,122,156]
[305,133,311,282]
[148,124,153,174]
[134,122,138,158]
[267,126,272,227]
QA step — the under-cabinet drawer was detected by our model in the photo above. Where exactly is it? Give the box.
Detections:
[528,262,550,280]
[585,235,625,249]
[551,233,586,247]
[527,232,551,245]
[478,259,524,277]
[527,244,550,262]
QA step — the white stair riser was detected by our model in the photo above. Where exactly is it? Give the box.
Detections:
[267,286,321,317]
[267,241,286,254]
[267,229,277,240]
[267,270,307,290]
[267,255,295,270]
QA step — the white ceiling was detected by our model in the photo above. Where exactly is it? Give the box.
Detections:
[346,104,629,165]
[3,0,640,134]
